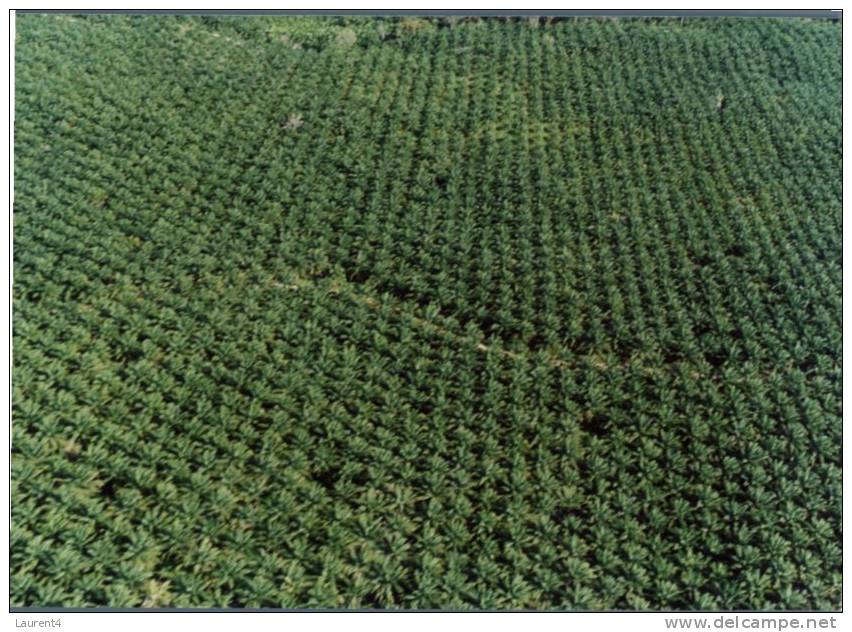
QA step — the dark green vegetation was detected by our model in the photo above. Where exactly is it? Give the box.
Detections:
[13,15,841,610]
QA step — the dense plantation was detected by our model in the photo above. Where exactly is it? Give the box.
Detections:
[12,15,841,609]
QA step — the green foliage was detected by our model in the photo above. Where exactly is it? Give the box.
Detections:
[12,15,841,610]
